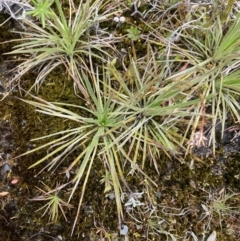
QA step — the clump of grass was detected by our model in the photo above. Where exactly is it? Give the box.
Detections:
[5,0,119,96]
[199,188,240,230]
[17,50,204,234]
[147,5,240,155]
[107,51,202,170]
[17,66,132,234]
[182,14,240,154]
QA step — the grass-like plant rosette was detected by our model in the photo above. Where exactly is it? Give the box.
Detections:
[148,11,240,155]
[17,59,204,233]
[5,0,120,97]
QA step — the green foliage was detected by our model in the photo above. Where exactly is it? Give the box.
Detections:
[152,11,240,155]
[18,54,204,232]
[17,55,200,231]
[26,0,54,28]
[127,26,141,41]
[107,58,202,170]
[6,0,117,94]
[201,189,240,230]
[18,67,127,234]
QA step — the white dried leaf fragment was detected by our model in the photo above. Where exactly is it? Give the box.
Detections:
[201,204,209,213]
[206,231,216,241]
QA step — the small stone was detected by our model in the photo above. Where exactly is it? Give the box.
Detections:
[108,192,115,200]
[120,225,128,235]
[2,163,11,174]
